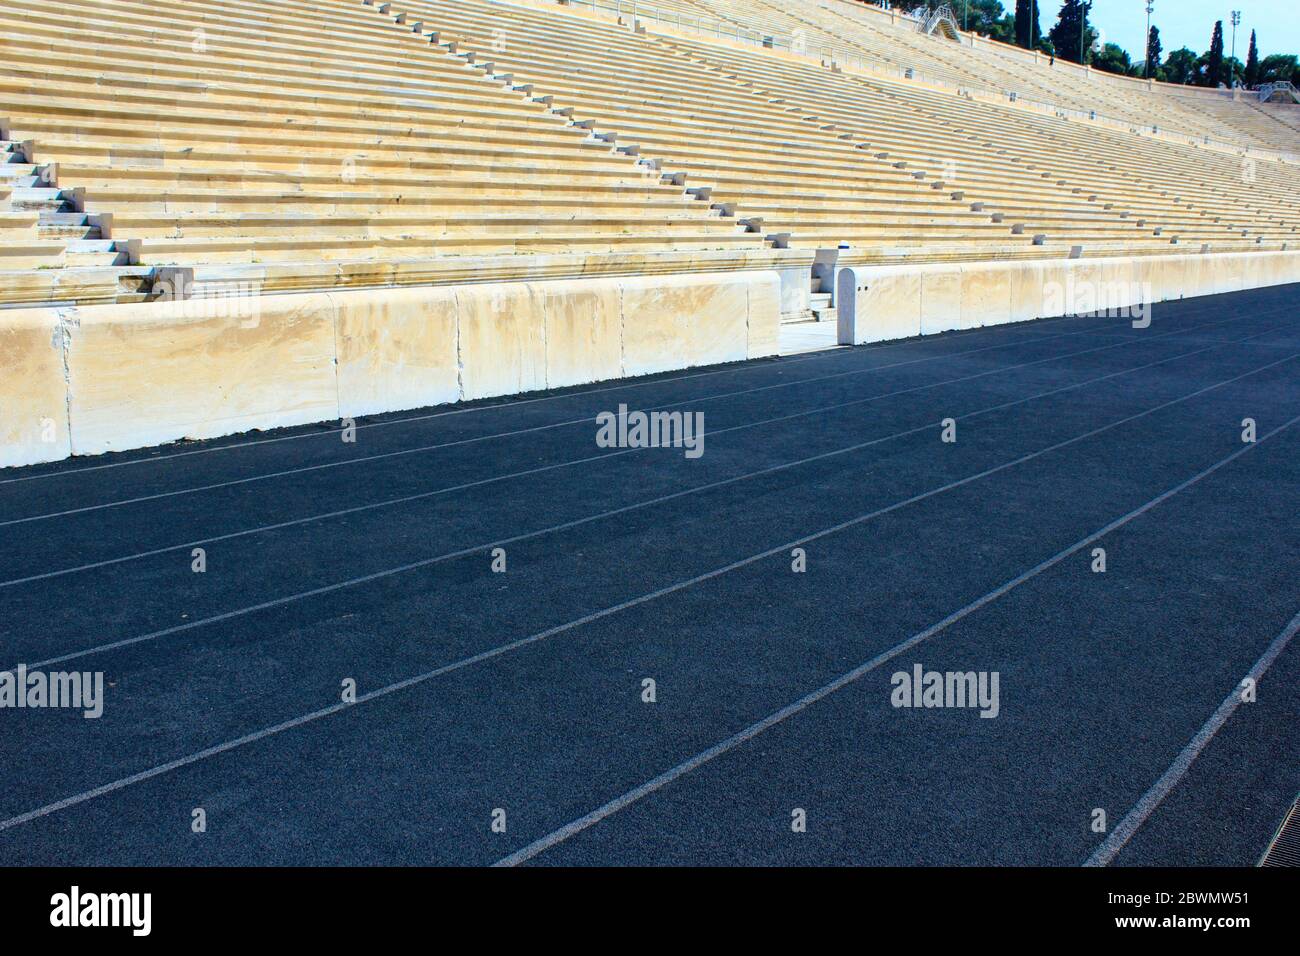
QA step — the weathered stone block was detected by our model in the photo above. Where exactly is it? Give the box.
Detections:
[456,282,548,401]
[538,279,623,389]
[66,293,339,455]
[0,307,70,467]
[333,285,460,418]
[920,266,963,334]
[959,262,1013,329]
[620,272,749,376]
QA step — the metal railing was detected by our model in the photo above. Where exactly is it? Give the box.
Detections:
[917,4,960,38]
[1259,81,1300,104]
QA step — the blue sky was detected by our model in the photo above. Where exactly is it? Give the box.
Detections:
[1015,0,1298,61]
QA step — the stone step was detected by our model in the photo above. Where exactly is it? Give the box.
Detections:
[0,162,41,178]
[4,106,596,154]
[63,238,116,253]
[134,230,762,263]
[39,221,102,240]
[37,211,109,240]
[0,264,154,307]
[0,239,70,269]
[76,190,699,215]
[111,212,745,238]
[38,211,92,226]
[8,186,78,212]
[63,243,133,267]
[0,210,37,231]
[0,65,572,127]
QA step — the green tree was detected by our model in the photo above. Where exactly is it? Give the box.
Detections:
[993,16,1016,42]
[887,1,1012,39]
[1244,30,1260,87]
[1200,20,1225,87]
[1258,53,1300,85]
[1048,0,1096,65]
[1145,25,1162,78]
[1015,0,1034,48]
[1163,47,1199,85]
[1093,42,1131,76]
[960,1,1014,40]
[1223,57,1245,88]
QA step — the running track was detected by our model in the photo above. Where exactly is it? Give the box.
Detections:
[0,284,1296,866]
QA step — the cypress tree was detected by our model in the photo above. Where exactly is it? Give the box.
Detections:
[1048,0,1093,65]
[1015,0,1033,48]
[1204,20,1225,87]
[1145,25,1162,78]
[1244,30,1260,87]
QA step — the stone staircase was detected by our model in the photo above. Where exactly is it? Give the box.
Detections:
[783,274,835,325]
[0,119,149,304]
[1259,82,1300,105]
[0,131,135,267]
[916,3,960,41]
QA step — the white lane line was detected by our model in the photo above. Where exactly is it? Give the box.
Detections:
[0,309,1121,487]
[495,415,1300,867]
[2,360,1294,834]
[1083,607,1300,867]
[1,312,1258,589]
[20,332,1288,672]
[0,319,1181,526]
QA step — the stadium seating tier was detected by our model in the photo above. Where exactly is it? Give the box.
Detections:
[0,0,1296,307]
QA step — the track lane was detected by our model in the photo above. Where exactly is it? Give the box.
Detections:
[0,308,1262,590]
[4,292,1277,531]
[0,311,1143,522]
[0,303,1289,863]
[0,305,1132,492]
[505,427,1300,866]
[3,315,1286,674]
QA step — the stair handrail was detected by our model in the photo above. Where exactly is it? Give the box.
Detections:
[1258,81,1300,104]
[916,3,960,39]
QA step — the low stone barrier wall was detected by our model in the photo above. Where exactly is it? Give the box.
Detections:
[0,270,781,467]
[836,251,1300,345]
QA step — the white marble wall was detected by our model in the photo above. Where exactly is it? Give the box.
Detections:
[0,270,783,467]
[837,251,1300,345]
